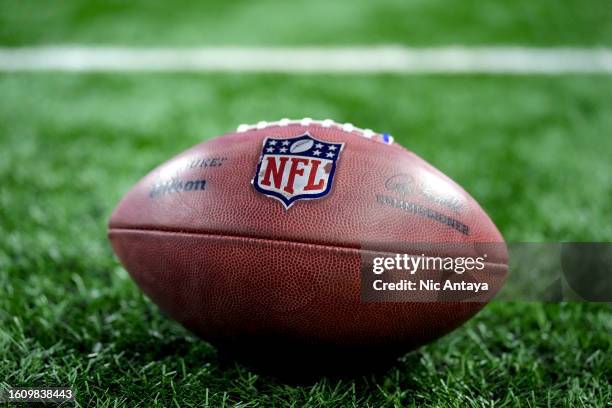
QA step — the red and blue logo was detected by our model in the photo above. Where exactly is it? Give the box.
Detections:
[252,133,344,209]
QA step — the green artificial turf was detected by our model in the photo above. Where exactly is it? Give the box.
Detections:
[1,0,612,47]
[0,74,611,406]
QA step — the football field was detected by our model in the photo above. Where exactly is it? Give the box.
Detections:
[1,1,611,406]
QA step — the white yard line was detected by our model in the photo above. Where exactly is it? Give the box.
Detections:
[0,46,611,74]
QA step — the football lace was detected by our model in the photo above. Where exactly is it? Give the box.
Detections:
[236,118,394,145]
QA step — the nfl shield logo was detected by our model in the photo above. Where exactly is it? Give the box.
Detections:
[252,133,344,209]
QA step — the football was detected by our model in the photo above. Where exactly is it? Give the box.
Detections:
[108,118,508,373]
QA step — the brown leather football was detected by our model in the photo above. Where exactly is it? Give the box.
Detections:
[108,118,507,373]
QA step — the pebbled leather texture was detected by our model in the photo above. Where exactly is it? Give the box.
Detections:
[108,123,508,364]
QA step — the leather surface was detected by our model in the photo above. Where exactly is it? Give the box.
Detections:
[108,123,508,354]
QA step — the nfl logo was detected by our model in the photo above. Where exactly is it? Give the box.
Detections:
[252,133,344,209]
